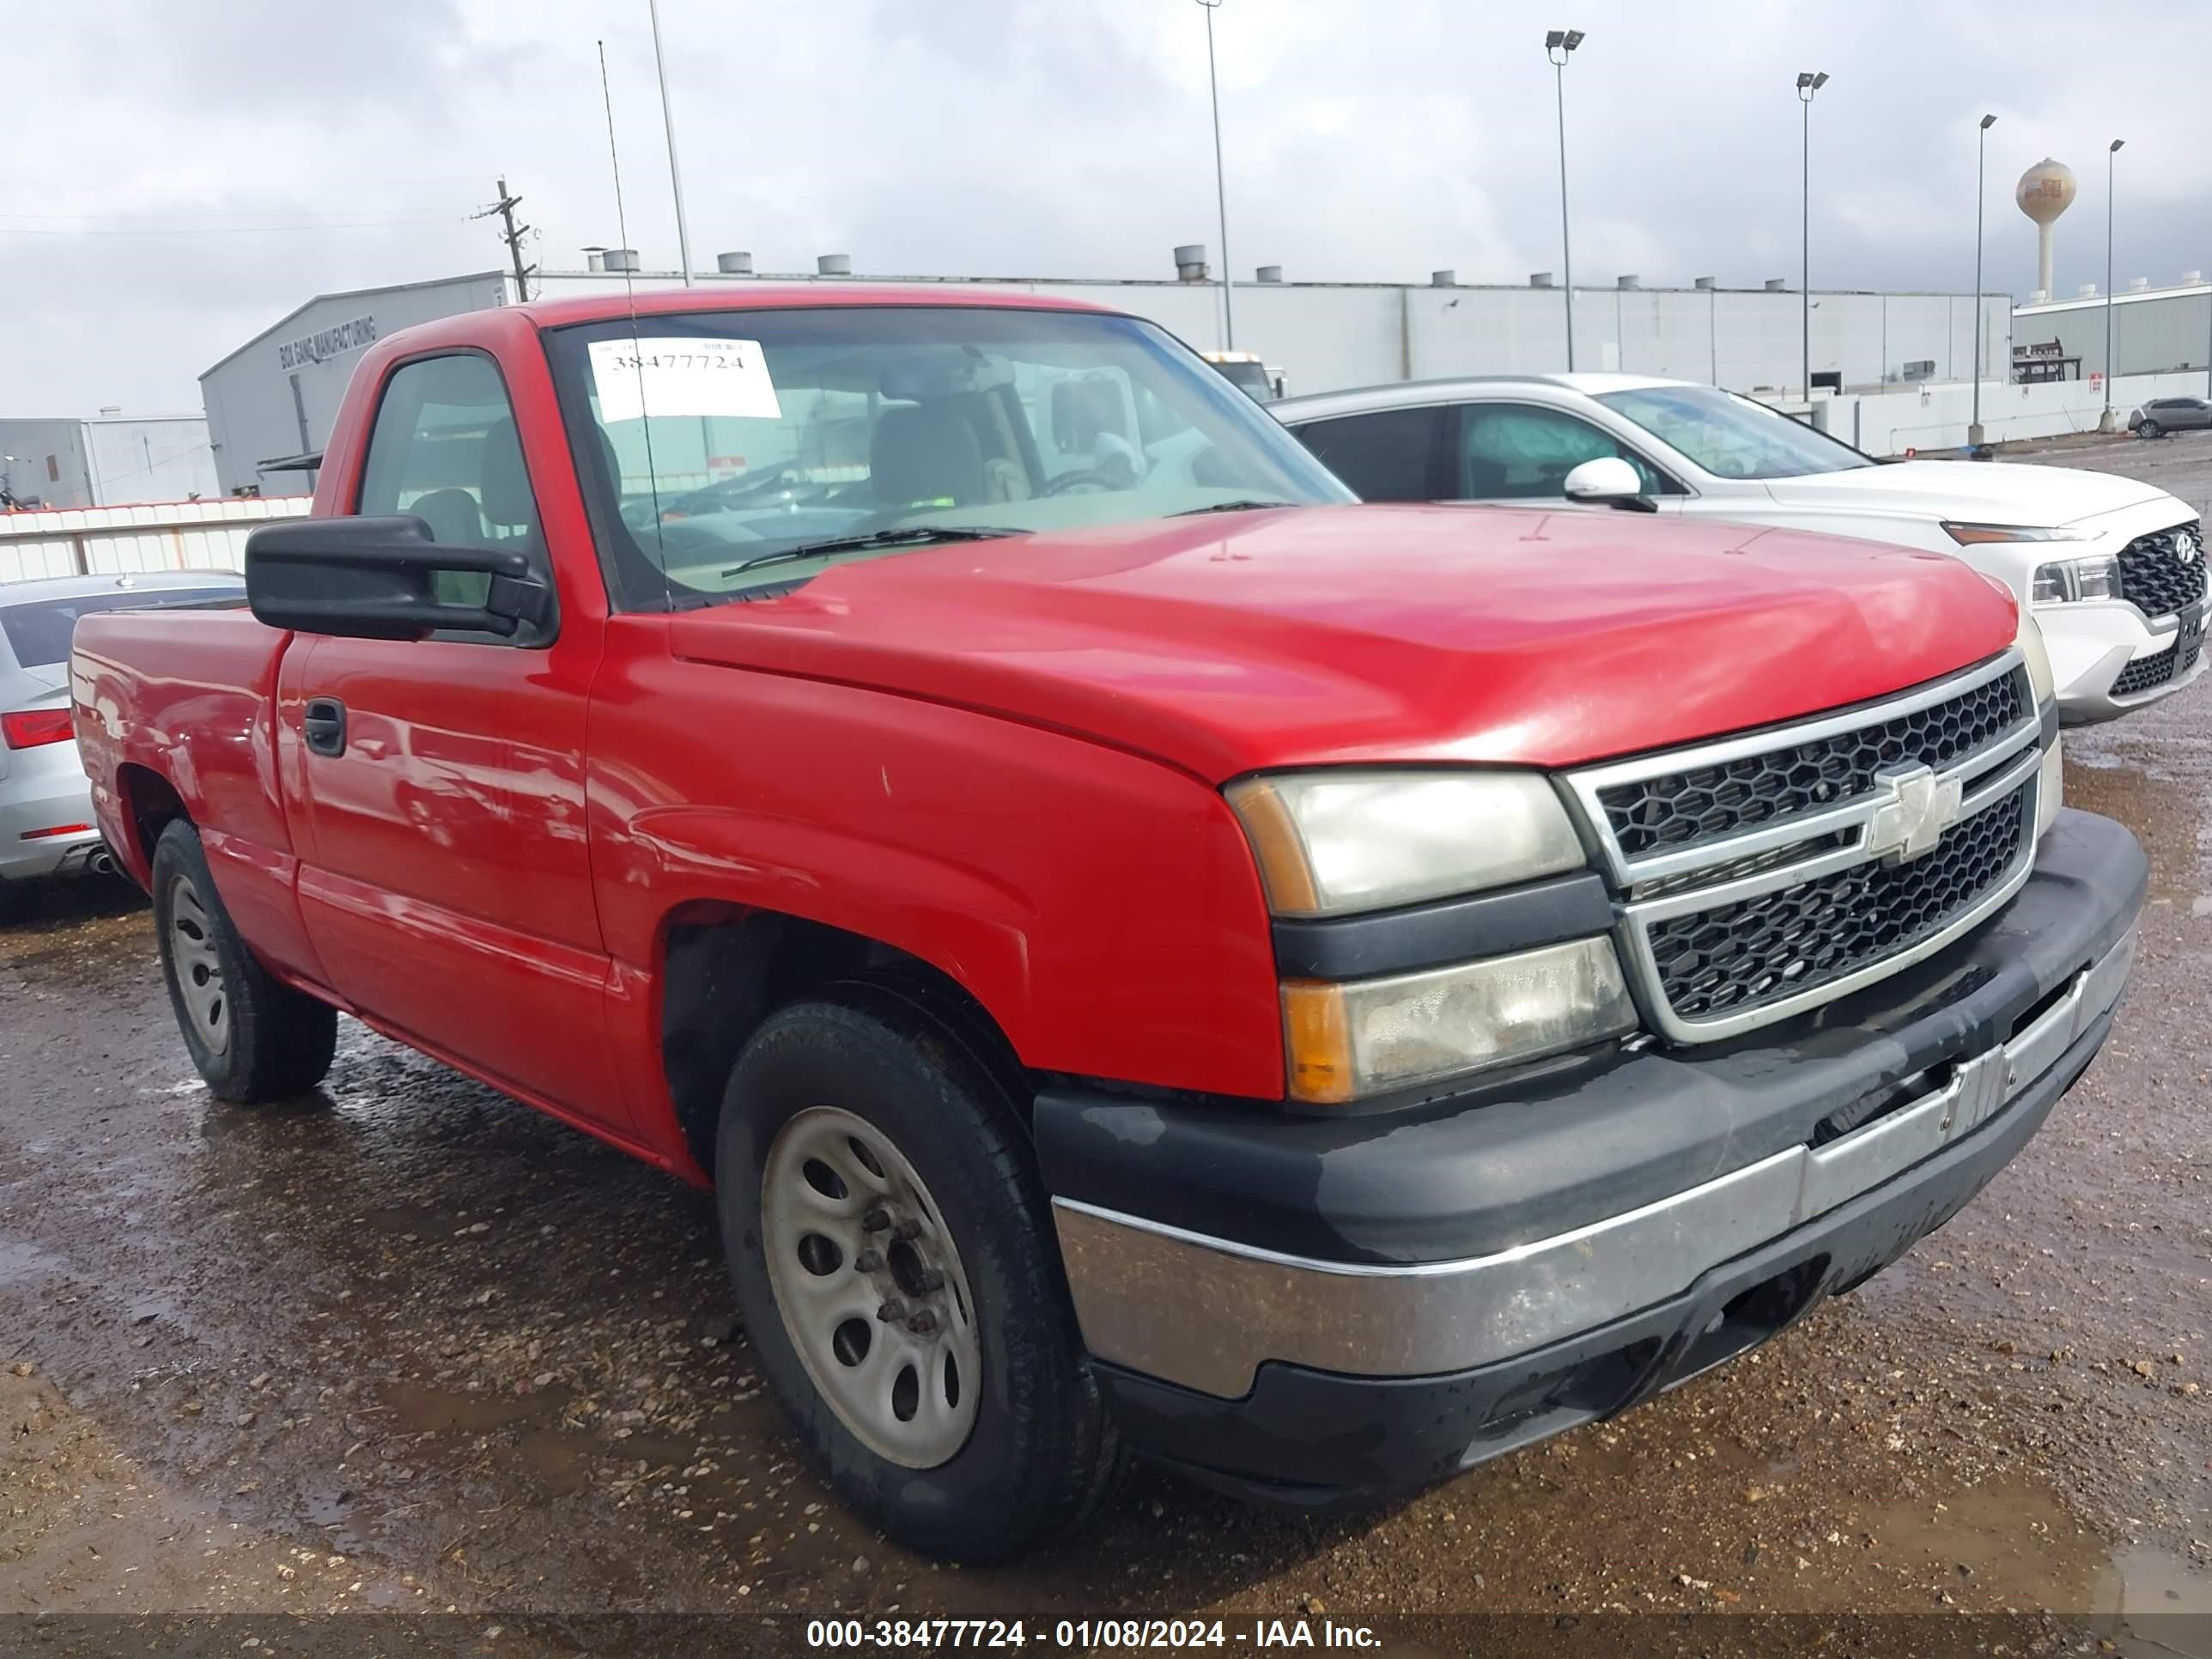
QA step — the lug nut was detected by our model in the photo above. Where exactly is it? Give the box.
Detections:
[908,1267,945,1293]
[890,1218,923,1242]
[854,1249,884,1273]
[877,1299,909,1322]
[907,1310,939,1335]
[861,1207,890,1234]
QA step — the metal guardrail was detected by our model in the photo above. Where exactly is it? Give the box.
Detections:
[0,498,310,584]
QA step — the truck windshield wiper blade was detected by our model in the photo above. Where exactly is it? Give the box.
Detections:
[721,526,1023,578]
[1166,499,1299,517]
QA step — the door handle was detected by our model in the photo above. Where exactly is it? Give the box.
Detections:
[302,697,348,758]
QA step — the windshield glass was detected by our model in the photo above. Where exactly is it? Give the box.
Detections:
[1595,384,1875,480]
[544,306,1351,608]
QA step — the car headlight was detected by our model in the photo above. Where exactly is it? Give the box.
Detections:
[2014,609,2063,840]
[2028,555,2119,605]
[1225,769,1585,917]
[1944,522,2093,546]
[1281,938,1638,1105]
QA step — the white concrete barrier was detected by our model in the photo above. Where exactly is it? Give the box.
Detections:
[1770,371,2212,459]
[0,497,311,585]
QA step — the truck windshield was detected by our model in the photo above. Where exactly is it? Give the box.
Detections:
[1594,385,1876,481]
[543,306,1352,609]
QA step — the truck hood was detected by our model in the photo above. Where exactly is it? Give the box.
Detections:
[1761,459,2174,528]
[667,504,2017,781]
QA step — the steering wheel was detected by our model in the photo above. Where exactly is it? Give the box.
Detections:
[1042,468,1121,497]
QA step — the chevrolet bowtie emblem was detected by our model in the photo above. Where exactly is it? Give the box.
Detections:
[1863,764,1964,863]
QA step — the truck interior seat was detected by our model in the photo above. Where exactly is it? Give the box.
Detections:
[871,405,985,506]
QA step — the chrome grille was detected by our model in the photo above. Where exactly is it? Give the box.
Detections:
[1595,668,2028,860]
[1567,650,2044,1043]
[1647,783,2028,1021]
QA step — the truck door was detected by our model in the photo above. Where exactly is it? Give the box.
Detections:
[283,349,628,1132]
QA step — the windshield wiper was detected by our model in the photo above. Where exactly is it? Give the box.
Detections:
[721,526,1024,578]
[1167,499,1299,517]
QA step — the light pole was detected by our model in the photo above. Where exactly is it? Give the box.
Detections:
[645,0,695,285]
[1197,0,1234,349]
[1796,71,1829,407]
[1546,29,1584,370]
[2103,138,2124,428]
[1971,113,1996,453]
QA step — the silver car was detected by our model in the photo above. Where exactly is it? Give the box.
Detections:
[0,571,246,906]
[2130,397,2212,439]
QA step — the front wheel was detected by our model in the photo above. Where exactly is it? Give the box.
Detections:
[150,820,337,1103]
[2139,419,2163,439]
[714,983,1117,1560]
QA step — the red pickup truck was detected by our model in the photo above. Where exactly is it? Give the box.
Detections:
[72,288,2142,1559]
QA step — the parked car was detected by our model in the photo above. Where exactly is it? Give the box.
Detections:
[2130,396,2212,438]
[0,571,246,913]
[1202,349,1286,402]
[1278,374,2206,726]
[73,291,2142,1559]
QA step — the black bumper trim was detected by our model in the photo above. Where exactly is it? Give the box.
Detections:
[1036,808,2143,1267]
[1096,1006,2108,1507]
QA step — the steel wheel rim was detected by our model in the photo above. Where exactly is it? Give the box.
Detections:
[166,873,230,1057]
[760,1104,982,1468]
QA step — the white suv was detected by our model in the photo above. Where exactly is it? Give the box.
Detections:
[1277,374,2205,726]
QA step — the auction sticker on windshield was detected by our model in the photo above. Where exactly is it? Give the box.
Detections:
[586,337,781,423]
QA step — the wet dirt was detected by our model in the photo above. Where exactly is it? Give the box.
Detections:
[3,441,2210,1648]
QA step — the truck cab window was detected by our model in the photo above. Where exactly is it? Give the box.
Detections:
[357,354,543,607]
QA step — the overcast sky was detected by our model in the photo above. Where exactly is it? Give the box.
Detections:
[7,0,2209,416]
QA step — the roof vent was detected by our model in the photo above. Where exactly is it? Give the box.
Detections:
[2185,270,2205,285]
[1173,244,1209,282]
[583,246,606,271]
[1255,264,1282,283]
[1529,271,1554,288]
[2128,276,2149,291]
[1431,269,1457,287]
[1764,277,1787,292]
[1693,276,1717,290]
[817,253,851,276]
[1617,274,1639,289]
[602,248,641,274]
[716,251,754,276]
[2079,283,2099,296]
[2028,289,2049,303]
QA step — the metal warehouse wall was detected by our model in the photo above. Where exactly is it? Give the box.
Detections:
[2013,286,2212,381]
[198,268,2010,493]
[199,272,514,498]
[81,418,219,506]
[0,420,92,509]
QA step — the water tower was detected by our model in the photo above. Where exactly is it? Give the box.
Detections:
[2016,158,2076,302]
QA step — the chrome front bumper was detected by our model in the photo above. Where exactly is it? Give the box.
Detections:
[1054,923,2134,1401]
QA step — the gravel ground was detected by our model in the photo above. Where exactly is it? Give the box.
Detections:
[3,434,2209,1655]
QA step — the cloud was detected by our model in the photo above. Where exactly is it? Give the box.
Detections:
[4,0,2207,414]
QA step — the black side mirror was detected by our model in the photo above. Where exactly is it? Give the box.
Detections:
[244,515,555,642]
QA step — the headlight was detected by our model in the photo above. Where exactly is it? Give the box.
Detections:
[1281,938,1638,1105]
[1226,769,1585,917]
[2028,555,2119,604]
[2016,607,2057,706]
[1944,522,2093,546]
[2015,609,2063,840]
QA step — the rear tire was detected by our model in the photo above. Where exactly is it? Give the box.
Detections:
[2140,419,2163,439]
[150,820,337,1103]
[714,981,1117,1560]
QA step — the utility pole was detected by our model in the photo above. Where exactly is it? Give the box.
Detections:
[1196,0,1233,349]
[1971,115,1996,453]
[1546,30,1584,370]
[1796,71,1829,408]
[477,179,537,301]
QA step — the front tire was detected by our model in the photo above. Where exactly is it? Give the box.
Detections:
[714,982,1116,1560]
[2140,419,2163,439]
[150,821,337,1103]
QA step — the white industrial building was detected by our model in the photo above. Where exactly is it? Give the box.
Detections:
[198,257,2013,498]
[2011,276,2212,383]
[0,415,219,510]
